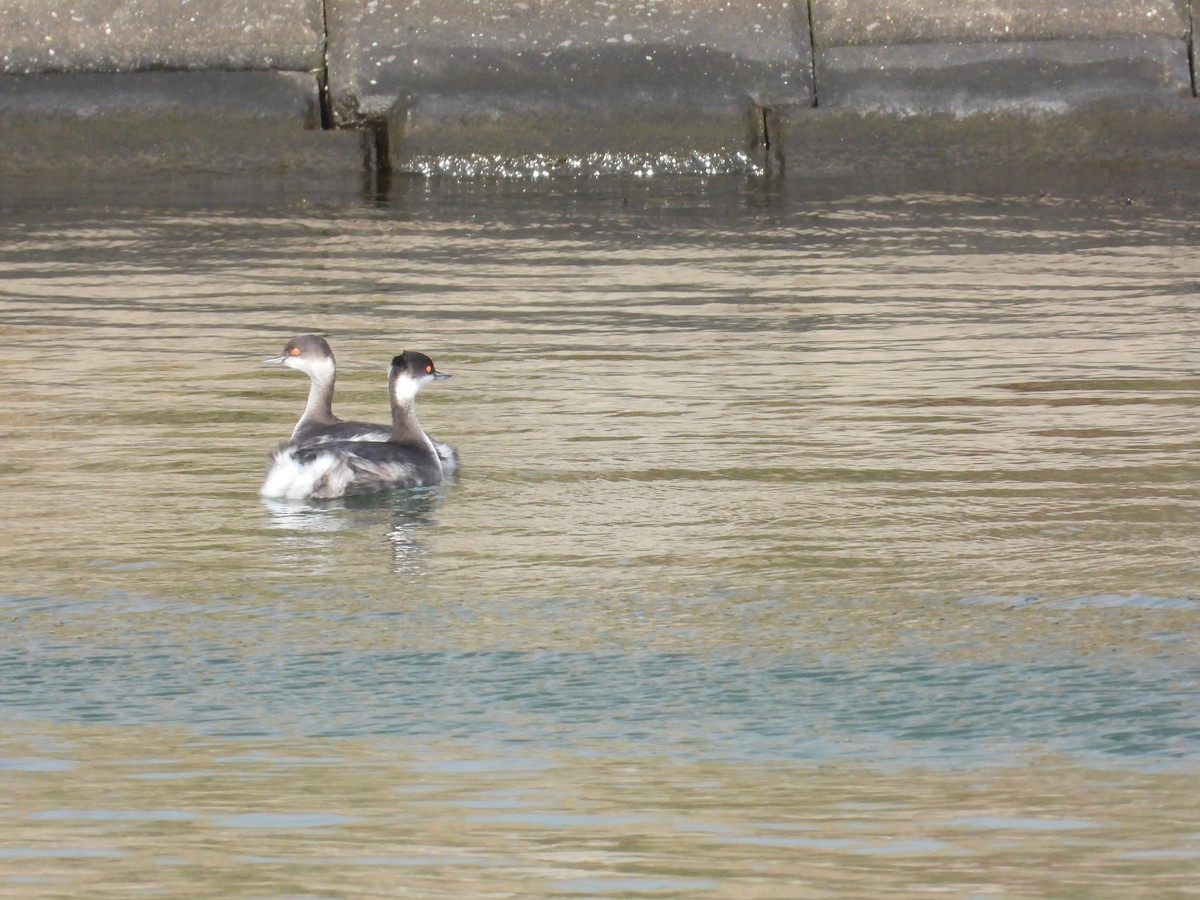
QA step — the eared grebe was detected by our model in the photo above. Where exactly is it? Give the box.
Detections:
[261,351,450,501]
[264,334,459,471]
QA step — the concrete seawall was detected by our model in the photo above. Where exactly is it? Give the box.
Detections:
[1,0,1197,179]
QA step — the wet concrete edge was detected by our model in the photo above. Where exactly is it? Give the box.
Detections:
[0,1,1198,178]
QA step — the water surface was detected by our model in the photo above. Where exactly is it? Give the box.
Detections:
[1,174,1198,895]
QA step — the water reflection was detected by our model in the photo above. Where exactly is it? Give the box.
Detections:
[263,485,448,575]
[2,722,1198,896]
[1,175,1198,895]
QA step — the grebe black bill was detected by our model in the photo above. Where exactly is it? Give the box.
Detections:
[263,334,460,470]
[261,351,451,501]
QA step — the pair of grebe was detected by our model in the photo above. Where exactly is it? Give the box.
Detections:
[260,335,458,500]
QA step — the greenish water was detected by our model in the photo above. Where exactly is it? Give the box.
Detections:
[0,175,1198,895]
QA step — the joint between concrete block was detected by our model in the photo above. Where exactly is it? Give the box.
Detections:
[1190,2,1198,96]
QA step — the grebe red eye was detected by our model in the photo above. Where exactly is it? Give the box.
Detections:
[425,364,433,373]
[289,347,301,356]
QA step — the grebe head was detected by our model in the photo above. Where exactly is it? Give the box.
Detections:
[264,334,336,380]
[389,351,450,404]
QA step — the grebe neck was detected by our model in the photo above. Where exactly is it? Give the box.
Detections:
[294,359,338,436]
[388,391,426,445]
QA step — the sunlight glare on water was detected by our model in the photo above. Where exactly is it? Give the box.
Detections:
[0,175,1198,895]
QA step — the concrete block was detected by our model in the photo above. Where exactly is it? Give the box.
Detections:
[325,0,812,173]
[817,38,1193,114]
[0,0,325,74]
[0,70,363,175]
[1194,0,1200,96]
[810,0,1189,48]
[778,104,1200,175]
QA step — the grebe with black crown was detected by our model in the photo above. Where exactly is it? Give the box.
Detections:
[264,334,458,471]
[261,351,450,501]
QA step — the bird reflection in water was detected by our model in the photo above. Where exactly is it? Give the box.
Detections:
[262,485,447,576]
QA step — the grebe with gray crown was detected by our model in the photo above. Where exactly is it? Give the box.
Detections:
[261,351,450,501]
[264,334,458,471]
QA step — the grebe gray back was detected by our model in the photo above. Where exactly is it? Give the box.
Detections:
[261,351,450,501]
[264,334,459,470]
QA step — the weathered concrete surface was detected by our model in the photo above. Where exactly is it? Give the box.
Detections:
[798,1,1199,170]
[810,0,1189,46]
[0,0,1197,178]
[818,38,1193,114]
[0,71,362,176]
[0,2,353,177]
[325,0,811,172]
[1193,0,1200,96]
[0,0,324,74]
[780,106,1200,177]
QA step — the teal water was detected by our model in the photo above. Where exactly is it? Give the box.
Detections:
[0,175,1198,895]
[5,638,1198,765]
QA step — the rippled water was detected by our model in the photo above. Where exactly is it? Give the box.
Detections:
[1,174,1199,895]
